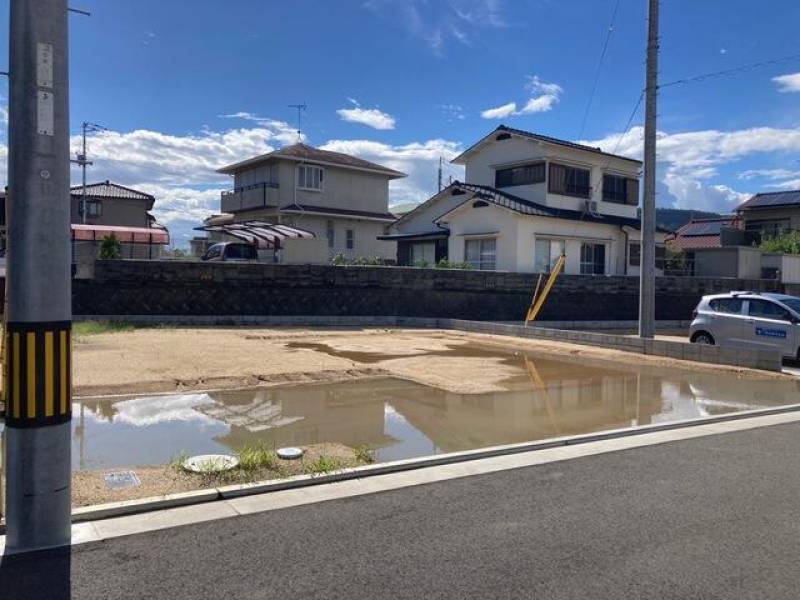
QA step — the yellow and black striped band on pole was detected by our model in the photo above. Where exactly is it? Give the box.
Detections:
[4,321,72,428]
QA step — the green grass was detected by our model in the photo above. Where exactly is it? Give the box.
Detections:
[303,455,344,475]
[73,321,137,336]
[353,445,375,464]
[236,444,280,472]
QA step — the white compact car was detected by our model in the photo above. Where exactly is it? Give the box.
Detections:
[689,292,800,359]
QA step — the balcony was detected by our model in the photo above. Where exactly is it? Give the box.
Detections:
[221,182,280,213]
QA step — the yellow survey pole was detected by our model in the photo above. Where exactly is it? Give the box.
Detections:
[525,254,565,325]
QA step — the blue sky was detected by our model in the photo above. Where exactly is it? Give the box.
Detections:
[1,0,800,245]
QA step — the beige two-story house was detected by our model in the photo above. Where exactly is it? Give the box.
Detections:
[384,125,668,275]
[212,143,405,262]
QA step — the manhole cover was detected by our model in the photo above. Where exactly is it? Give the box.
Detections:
[104,470,141,491]
[182,454,239,473]
[277,447,304,460]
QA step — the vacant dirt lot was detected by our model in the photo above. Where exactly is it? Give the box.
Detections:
[72,326,790,397]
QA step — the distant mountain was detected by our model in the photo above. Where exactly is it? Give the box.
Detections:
[655,208,726,233]
[389,202,421,216]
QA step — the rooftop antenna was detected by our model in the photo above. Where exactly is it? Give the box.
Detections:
[288,102,307,143]
[437,156,443,192]
[70,121,108,223]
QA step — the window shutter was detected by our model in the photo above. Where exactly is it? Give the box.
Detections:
[549,164,567,194]
[626,178,640,205]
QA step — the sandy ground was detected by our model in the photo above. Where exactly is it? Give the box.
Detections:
[72,326,792,399]
[71,443,362,508]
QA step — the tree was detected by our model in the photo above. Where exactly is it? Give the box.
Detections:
[99,233,122,259]
[759,231,800,255]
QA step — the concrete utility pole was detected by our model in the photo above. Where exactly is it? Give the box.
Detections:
[5,0,73,551]
[639,0,659,339]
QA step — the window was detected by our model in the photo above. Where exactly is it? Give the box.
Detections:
[81,200,102,217]
[602,174,639,205]
[748,299,792,320]
[410,242,436,266]
[464,238,496,271]
[709,298,743,315]
[202,244,223,260]
[549,163,591,198]
[224,243,257,260]
[495,162,545,188]
[297,165,323,191]
[744,219,791,238]
[326,219,334,249]
[628,243,666,269]
[534,239,565,273]
[580,242,605,274]
[346,229,355,250]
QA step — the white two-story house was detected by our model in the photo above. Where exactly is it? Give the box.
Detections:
[208,143,405,262]
[382,125,668,275]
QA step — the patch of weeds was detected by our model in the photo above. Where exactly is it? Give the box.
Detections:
[353,445,375,464]
[237,444,279,472]
[73,321,137,337]
[168,451,190,472]
[303,455,344,476]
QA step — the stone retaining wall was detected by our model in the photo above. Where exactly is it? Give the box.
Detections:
[72,260,782,322]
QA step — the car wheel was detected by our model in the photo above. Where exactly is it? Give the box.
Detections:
[692,332,715,345]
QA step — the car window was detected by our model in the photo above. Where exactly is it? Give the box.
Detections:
[709,298,743,314]
[205,245,222,259]
[748,299,790,320]
[224,244,256,259]
[779,297,800,315]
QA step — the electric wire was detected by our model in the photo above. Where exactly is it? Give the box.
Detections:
[578,0,623,139]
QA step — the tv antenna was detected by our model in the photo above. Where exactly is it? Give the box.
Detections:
[288,102,307,142]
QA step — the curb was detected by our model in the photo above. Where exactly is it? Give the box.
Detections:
[7,401,793,529]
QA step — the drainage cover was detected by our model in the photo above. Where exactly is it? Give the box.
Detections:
[183,454,239,473]
[277,447,304,460]
[104,470,141,491]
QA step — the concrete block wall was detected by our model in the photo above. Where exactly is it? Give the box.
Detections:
[72,260,783,323]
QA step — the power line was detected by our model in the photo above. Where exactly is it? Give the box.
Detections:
[610,91,644,158]
[661,51,800,89]
[578,0,622,139]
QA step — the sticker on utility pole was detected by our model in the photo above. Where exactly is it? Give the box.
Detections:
[37,43,54,88]
[37,91,54,136]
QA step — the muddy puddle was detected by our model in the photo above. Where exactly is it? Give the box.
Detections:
[69,348,800,470]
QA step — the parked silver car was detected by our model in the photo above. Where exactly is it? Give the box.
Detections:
[689,292,800,359]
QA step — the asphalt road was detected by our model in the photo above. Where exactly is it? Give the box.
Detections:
[3,422,800,599]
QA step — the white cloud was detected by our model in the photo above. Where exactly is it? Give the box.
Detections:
[738,168,800,181]
[336,106,396,130]
[481,102,517,119]
[364,0,507,55]
[320,138,464,206]
[583,124,800,211]
[481,75,562,119]
[439,104,466,121]
[66,122,298,186]
[772,72,800,93]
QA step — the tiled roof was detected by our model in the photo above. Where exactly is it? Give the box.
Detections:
[70,181,155,209]
[279,203,396,221]
[442,182,664,231]
[673,216,738,237]
[667,235,723,251]
[451,125,642,165]
[217,143,406,178]
[737,190,800,210]
[667,216,739,250]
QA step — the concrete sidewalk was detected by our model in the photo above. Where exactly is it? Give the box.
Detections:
[3,418,800,599]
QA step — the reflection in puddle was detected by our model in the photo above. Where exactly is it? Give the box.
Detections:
[71,350,800,471]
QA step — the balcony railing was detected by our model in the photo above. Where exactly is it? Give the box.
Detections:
[221,182,280,213]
